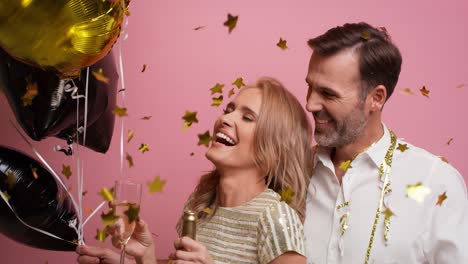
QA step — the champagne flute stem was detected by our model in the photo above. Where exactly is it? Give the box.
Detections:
[120,243,126,264]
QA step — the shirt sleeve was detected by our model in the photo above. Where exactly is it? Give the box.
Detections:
[423,160,468,263]
[257,202,305,264]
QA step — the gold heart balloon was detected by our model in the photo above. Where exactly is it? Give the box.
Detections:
[0,0,128,78]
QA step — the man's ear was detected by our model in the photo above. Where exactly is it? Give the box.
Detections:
[368,85,387,111]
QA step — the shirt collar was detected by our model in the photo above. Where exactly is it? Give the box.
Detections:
[315,124,391,169]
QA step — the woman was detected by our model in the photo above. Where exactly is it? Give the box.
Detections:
[77,77,314,264]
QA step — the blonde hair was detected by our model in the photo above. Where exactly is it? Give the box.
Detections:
[178,77,313,229]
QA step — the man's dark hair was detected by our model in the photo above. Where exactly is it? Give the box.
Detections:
[308,22,402,100]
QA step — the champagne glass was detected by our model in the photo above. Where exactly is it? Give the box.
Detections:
[113,180,142,264]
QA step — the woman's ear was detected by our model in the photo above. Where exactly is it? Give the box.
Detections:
[368,85,387,111]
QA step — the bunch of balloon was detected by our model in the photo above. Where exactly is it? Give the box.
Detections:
[0,0,129,251]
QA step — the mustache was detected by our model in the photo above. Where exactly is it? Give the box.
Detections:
[313,110,332,120]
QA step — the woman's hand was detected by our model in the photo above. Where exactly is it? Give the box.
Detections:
[107,219,155,260]
[168,237,214,264]
[76,245,134,264]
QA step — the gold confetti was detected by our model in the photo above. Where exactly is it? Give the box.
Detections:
[190,152,194,156]
[339,160,352,172]
[5,171,17,189]
[406,182,431,203]
[228,88,235,98]
[127,129,135,143]
[279,188,295,204]
[440,156,449,163]
[141,64,147,73]
[419,86,430,98]
[202,207,213,215]
[436,191,447,206]
[95,228,108,243]
[397,143,409,152]
[182,110,198,130]
[197,131,212,147]
[456,83,466,89]
[211,95,223,107]
[21,81,38,106]
[85,207,92,216]
[223,13,238,33]
[112,106,128,117]
[382,207,395,219]
[126,153,134,168]
[210,83,224,95]
[400,88,414,95]
[31,167,39,179]
[147,176,166,193]
[62,164,72,179]
[139,143,149,153]
[82,190,88,196]
[446,138,453,145]
[125,204,140,224]
[99,187,114,202]
[1,191,10,201]
[101,209,118,226]
[193,26,205,31]
[232,77,245,89]
[276,38,288,50]
[91,68,109,84]
[361,32,371,40]
[141,116,152,120]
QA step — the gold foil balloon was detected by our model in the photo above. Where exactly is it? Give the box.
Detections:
[0,0,128,78]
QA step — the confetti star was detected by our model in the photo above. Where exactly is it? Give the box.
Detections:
[127,129,135,143]
[190,152,194,156]
[147,176,166,193]
[125,204,140,224]
[223,13,238,33]
[339,160,352,172]
[197,131,212,147]
[95,228,108,243]
[446,138,453,145]
[232,77,245,89]
[62,164,72,179]
[113,106,128,117]
[202,207,213,215]
[397,143,409,152]
[101,209,118,226]
[91,68,109,84]
[279,188,295,204]
[440,156,449,163]
[360,32,371,40]
[99,187,114,202]
[182,110,198,130]
[141,116,152,120]
[193,26,205,31]
[456,83,466,89]
[276,38,288,50]
[228,88,235,98]
[211,95,223,107]
[400,88,414,95]
[31,167,39,179]
[126,153,134,168]
[5,171,17,189]
[406,182,431,203]
[419,86,430,98]
[141,64,147,73]
[382,207,395,219]
[436,191,447,206]
[139,143,150,153]
[210,83,224,95]
[1,191,10,201]
[21,82,38,106]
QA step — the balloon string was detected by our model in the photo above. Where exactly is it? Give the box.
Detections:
[118,17,129,181]
[0,192,76,245]
[83,201,106,227]
[8,119,80,236]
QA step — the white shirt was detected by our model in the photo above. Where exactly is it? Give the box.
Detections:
[304,125,468,264]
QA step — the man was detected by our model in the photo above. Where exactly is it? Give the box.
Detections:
[304,22,468,263]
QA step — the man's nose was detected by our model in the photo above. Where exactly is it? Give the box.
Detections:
[306,91,322,113]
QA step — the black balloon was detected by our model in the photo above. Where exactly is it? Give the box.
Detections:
[0,146,78,251]
[0,49,118,153]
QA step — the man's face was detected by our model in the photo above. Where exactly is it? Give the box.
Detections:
[305,49,369,148]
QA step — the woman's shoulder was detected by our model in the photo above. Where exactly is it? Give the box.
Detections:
[256,189,303,227]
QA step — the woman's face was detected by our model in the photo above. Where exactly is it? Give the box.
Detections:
[206,88,262,170]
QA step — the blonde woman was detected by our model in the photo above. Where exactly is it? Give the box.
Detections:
[77,77,313,264]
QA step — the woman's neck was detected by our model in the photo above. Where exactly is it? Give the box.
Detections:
[217,168,266,207]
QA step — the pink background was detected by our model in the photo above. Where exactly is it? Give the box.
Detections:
[1,0,467,263]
